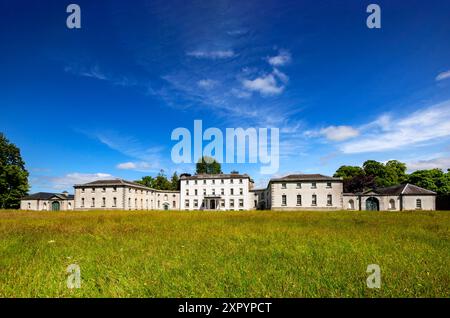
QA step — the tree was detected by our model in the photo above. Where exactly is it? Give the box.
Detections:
[333,165,364,180]
[0,133,29,208]
[136,176,155,188]
[407,169,450,195]
[196,156,222,174]
[385,160,407,186]
[170,172,179,190]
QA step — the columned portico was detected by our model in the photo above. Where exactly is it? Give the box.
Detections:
[204,196,221,210]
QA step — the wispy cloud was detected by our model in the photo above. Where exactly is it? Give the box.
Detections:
[116,161,159,172]
[267,50,291,66]
[186,50,236,59]
[436,70,450,81]
[406,156,450,171]
[340,100,450,153]
[242,73,284,95]
[197,79,218,90]
[64,64,139,87]
[312,125,360,141]
[32,172,115,191]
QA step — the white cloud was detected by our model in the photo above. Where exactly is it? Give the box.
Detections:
[267,50,291,66]
[340,100,450,153]
[116,161,156,172]
[436,70,450,81]
[197,79,218,89]
[319,126,360,141]
[186,50,235,59]
[47,173,114,190]
[242,74,284,95]
[406,157,450,171]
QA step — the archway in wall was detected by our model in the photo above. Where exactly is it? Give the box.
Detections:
[51,201,60,211]
[365,197,379,211]
[163,203,169,210]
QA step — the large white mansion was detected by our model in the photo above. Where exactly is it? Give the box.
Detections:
[21,173,436,211]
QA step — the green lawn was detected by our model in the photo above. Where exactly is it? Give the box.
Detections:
[0,210,448,298]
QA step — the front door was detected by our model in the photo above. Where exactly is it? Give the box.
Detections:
[51,201,60,211]
[210,200,216,210]
[366,197,379,211]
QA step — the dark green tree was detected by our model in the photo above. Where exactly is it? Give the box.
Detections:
[196,156,222,174]
[333,165,364,180]
[0,133,29,208]
[136,176,155,188]
[170,172,179,190]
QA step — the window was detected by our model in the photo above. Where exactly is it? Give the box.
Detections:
[312,195,317,206]
[91,198,95,207]
[173,201,176,208]
[220,200,225,207]
[81,188,85,193]
[327,195,332,206]
[194,180,198,185]
[164,194,167,200]
[282,195,287,206]
[297,195,302,206]
[81,198,85,207]
[326,182,332,188]
[186,189,189,196]
[186,180,189,185]
[221,179,224,184]
[129,188,132,193]
[194,189,198,195]
[221,188,224,195]
[113,187,117,192]
[416,199,422,209]
[230,188,234,195]
[157,200,160,208]
[102,187,106,192]
[281,183,286,189]
[92,188,95,193]
[102,197,106,207]
[113,197,117,207]
[212,189,215,195]
[239,199,244,207]
[230,179,234,184]
[239,188,243,195]
[239,179,243,184]
[128,198,131,207]
[203,189,207,195]
[68,202,72,209]
[135,198,137,208]
[212,179,215,184]
[311,182,317,189]
[348,199,355,210]
[230,199,235,208]
[203,180,206,184]
[389,199,395,210]
[296,183,301,189]
[185,200,190,208]
[194,199,198,207]
[28,202,31,209]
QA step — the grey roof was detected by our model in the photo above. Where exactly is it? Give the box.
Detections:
[22,192,74,200]
[73,178,179,193]
[270,174,342,182]
[180,173,252,180]
[359,184,436,196]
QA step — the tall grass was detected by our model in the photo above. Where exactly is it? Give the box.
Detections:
[0,210,448,297]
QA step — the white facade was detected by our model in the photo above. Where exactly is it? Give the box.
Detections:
[73,179,179,210]
[21,175,437,211]
[20,192,74,211]
[180,174,254,211]
[256,175,344,211]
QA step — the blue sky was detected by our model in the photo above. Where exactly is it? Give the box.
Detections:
[1,0,450,192]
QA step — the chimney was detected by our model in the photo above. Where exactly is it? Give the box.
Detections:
[62,191,69,197]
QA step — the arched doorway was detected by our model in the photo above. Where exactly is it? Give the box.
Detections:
[163,203,169,210]
[366,197,379,211]
[51,201,60,211]
[348,199,355,210]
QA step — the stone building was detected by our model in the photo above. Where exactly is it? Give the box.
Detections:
[179,173,254,210]
[21,173,437,211]
[20,192,74,211]
[343,183,436,211]
[73,179,179,210]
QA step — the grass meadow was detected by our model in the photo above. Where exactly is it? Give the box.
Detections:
[0,210,448,298]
